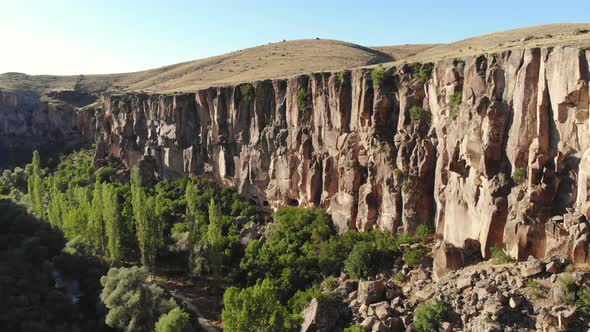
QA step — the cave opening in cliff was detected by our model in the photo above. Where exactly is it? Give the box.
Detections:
[287,198,299,207]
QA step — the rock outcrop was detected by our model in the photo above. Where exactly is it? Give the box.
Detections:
[93,46,590,274]
[0,89,96,168]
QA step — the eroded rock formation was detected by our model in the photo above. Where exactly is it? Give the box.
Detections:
[93,46,590,275]
[0,89,96,168]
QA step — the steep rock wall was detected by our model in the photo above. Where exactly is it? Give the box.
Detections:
[0,90,96,168]
[94,46,590,275]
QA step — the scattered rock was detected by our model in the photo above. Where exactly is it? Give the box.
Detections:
[301,298,340,332]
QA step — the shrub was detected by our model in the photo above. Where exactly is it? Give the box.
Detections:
[322,275,338,291]
[559,275,578,305]
[403,247,423,268]
[336,71,347,82]
[577,286,590,314]
[413,299,448,332]
[155,307,190,332]
[415,224,433,242]
[240,83,255,103]
[222,278,299,332]
[344,238,397,279]
[288,284,338,315]
[490,245,512,264]
[449,92,463,120]
[409,106,424,123]
[417,63,434,82]
[449,92,462,107]
[527,280,543,299]
[344,325,368,332]
[371,68,392,87]
[401,179,411,193]
[297,88,311,109]
[512,168,527,185]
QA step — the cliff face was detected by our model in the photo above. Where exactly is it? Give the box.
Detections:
[94,46,590,275]
[0,90,96,168]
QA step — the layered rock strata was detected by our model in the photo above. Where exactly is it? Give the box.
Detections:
[93,46,590,274]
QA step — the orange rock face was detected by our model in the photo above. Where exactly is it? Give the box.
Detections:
[93,46,590,275]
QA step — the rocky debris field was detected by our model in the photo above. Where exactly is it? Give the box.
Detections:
[300,242,590,332]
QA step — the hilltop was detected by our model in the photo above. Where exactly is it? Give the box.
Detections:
[0,23,589,94]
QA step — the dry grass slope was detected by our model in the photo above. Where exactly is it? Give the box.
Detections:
[398,23,590,63]
[1,24,589,94]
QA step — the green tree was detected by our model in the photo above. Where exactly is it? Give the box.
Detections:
[88,180,107,255]
[131,167,162,271]
[222,278,299,332]
[100,266,177,332]
[207,198,226,273]
[27,150,45,219]
[47,178,67,229]
[155,307,190,332]
[103,183,123,264]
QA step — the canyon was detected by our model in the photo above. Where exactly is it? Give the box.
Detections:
[2,26,590,277]
[91,46,590,277]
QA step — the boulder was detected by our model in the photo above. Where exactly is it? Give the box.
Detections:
[300,298,340,332]
[358,279,386,305]
[520,256,544,277]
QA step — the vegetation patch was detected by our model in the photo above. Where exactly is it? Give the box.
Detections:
[527,279,544,299]
[512,167,527,185]
[410,106,424,123]
[297,88,311,109]
[417,63,434,82]
[490,245,513,264]
[240,83,255,103]
[413,299,448,332]
[371,68,393,87]
[401,179,411,193]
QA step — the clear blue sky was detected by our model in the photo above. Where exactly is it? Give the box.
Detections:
[1,0,589,75]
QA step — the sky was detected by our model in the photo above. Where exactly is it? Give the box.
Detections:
[1,0,589,75]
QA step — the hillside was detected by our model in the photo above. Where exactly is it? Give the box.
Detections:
[1,23,589,94]
[0,39,395,94]
[398,22,590,63]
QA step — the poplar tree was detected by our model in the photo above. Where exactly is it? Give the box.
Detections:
[47,178,66,229]
[131,167,162,271]
[27,150,45,219]
[207,198,225,273]
[103,183,122,264]
[88,180,107,255]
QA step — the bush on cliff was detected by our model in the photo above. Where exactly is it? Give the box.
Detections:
[240,83,255,103]
[371,67,393,87]
[410,106,424,123]
[297,88,311,109]
[512,167,527,185]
